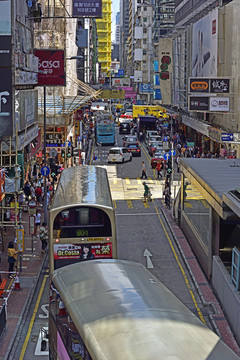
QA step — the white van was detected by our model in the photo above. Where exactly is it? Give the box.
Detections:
[107,147,132,163]
[145,130,159,142]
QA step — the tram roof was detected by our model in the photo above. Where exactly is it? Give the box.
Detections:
[51,166,113,212]
[51,260,239,360]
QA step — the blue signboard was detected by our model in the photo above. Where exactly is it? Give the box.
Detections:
[64,140,71,147]
[140,83,154,93]
[153,60,159,72]
[41,166,50,177]
[163,136,168,142]
[154,89,162,100]
[118,69,124,77]
[154,75,160,86]
[221,133,233,141]
[164,153,171,161]
[169,149,176,156]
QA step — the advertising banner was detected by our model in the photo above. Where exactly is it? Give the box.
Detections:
[0,0,11,35]
[189,96,209,111]
[209,97,229,112]
[54,243,112,268]
[189,78,230,94]
[140,83,154,93]
[0,68,12,136]
[0,36,11,67]
[17,89,38,131]
[34,49,65,86]
[192,9,218,77]
[72,0,102,18]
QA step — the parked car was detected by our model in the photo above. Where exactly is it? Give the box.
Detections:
[107,147,132,163]
[151,151,166,168]
[119,122,131,134]
[127,144,141,157]
[122,135,139,147]
[148,142,164,156]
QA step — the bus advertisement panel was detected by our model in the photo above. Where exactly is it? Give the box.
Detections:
[53,243,112,269]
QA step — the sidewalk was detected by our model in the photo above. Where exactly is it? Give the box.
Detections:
[0,206,46,360]
[160,200,240,357]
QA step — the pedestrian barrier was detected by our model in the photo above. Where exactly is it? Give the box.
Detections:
[14,273,21,291]
[0,278,7,298]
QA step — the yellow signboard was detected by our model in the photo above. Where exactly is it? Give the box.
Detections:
[132,105,168,118]
[99,90,125,99]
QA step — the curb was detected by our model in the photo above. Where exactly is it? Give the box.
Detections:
[5,252,48,360]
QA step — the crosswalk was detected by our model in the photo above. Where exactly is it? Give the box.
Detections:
[97,165,180,201]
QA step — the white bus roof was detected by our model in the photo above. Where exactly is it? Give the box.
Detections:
[50,166,113,214]
[51,259,239,360]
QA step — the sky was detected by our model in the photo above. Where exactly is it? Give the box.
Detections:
[111,0,119,41]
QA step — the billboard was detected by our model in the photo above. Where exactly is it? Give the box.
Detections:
[72,0,102,18]
[100,89,125,99]
[140,83,153,93]
[0,36,11,67]
[189,96,209,111]
[112,77,130,87]
[34,49,65,86]
[189,78,230,94]
[17,89,38,131]
[209,97,229,112]
[0,68,12,136]
[192,9,218,77]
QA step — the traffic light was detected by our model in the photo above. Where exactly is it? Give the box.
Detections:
[67,146,73,158]
[61,148,65,158]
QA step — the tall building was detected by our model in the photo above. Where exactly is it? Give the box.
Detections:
[96,0,112,75]
[115,11,120,43]
[153,0,175,43]
[119,0,129,70]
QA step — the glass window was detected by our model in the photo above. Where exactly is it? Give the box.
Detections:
[53,207,112,238]
[183,178,210,250]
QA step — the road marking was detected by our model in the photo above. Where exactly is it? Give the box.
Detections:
[35,327,49,356]
[127,200,133,208]
[143,249,154,268]
[19,274,48,360]
[39,304,49,318]
[125,177,130,184]
[143,201,150,208]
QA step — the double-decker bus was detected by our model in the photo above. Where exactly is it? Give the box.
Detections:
[48,259,240,360]
[95,112,115,145]
[49,166,117,274]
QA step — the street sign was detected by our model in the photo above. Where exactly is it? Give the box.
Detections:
[29,215,35,236]
[17,229,24,252]
[169,149,176,157]
[163,136,168,142]
[64,140,71,147]
[41,166,50,177]
[221,133,233,142]
[28,199,36,208]
[49,148,57,158]
[164,153,171,161]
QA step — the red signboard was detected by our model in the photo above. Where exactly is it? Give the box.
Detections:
[34,49,65,86]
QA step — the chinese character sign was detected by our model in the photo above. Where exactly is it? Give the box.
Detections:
[72,0,102,17]
[34,49,65,86]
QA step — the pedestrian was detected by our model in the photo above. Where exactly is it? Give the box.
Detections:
[7,241,18,278]
[143,182,151,202]
[35,210,41,235]
[39,222,48,254]
[81,151,86,165]
[140,161,147,179]
[23,181,31,200]
[156,162,162,179]
[35,184,43,207]
[163,184,171,208]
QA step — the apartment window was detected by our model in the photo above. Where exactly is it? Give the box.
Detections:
[143,39,147,44]
[144,6,147,11]
[143,50,146,55]
[143,17,147,22]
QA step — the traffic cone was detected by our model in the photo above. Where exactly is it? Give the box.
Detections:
[14,273,22,291]
[59,301,66,316]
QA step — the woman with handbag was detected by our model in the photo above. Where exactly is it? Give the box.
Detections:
[7,241,18,278]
